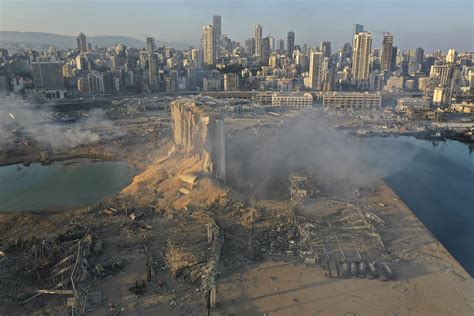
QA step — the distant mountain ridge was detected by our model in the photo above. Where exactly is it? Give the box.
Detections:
[0,31,195,50]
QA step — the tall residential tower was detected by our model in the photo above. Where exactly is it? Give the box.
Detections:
[201,25,215,65]
[77,32,87,53]
[352,32,372,81]
[380,33,393,71]
[287,31,295,58]
[308,50,324,89]
[320,41,331,58]
[146,37,155,53]
[255,24,263,58]
[213,15,222,59]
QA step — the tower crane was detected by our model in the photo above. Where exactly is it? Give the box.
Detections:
[370,31,392,37]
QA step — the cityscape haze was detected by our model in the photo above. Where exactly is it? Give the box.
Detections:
[0,0,473,51]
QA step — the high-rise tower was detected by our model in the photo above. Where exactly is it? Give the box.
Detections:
[380,33,393,72]
[287,31,295,58]
[413,47,425,72]
[262,37,271,65]
[352,32,372,81]
[352,24,364,56]
[309,50,324,89]
[255,24,263,57]
[146,37,155,53]
[148,53,159,91]
[320,41,331,58]
[77,32,87,53]
[201,25,215,65]
[446,49,457,63]
[245,38,256,57]
[213,15,222,59]
[278,39,285,53]
[354,24,364,35]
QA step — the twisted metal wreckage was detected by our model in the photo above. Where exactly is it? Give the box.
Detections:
[0,98,399,314]
[0,227,93,314]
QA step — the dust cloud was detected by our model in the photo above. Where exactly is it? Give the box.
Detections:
[226,109,418,198]
[0,97,120,149]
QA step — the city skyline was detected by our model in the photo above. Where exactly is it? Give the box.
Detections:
[0,0,473,52]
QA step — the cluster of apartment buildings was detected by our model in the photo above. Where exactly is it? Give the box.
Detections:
[0,16,472,111]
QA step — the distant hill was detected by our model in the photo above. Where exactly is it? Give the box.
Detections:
[0,31,195,51]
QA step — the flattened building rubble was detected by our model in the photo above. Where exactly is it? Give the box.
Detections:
[0,95,472,315]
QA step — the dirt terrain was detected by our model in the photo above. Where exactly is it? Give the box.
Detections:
[215,184,474,315]
[0,98,472,315]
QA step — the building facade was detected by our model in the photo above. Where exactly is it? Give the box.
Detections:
[380,33,393,72]
[31,62,65,90]
[320,41,331,58]
[262,37,271,65]
[396,97,430,111]
[77,32,87,53]
[432,86,450,107]
[213,15,222,60]
[224,73,239,91]
[146,37,155,53]
[352,32,372,82]
[255,24,263,58]
[308,50,324,89]
[322,92,381,110]
[202,25,215,66]
[272,92,313,107]
[287,31,295,58]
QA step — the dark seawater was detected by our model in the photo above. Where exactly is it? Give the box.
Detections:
[0,159,136,212]
[361,136,474,276]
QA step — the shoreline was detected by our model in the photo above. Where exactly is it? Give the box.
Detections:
[350,131,474,144]
[1,152,472,315]
[0,152,117,168]
[0,157,140,215]
[377,181,471,278]
[1,137,471,277]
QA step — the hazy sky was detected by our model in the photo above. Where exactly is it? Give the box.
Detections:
[1,0,473,52]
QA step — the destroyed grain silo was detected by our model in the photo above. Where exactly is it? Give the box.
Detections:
[170,99,226,182]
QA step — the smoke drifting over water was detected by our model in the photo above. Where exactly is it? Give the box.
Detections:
[226,109,419,198]
[0,97,119,149]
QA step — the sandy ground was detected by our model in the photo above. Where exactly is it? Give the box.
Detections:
[213,183,474,316]
[214,259,474,316]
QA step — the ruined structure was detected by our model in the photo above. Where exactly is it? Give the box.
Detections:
[170,98,226,181]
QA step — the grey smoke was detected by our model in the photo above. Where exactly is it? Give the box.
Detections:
[226,108,419,198]
[0,97,120,149]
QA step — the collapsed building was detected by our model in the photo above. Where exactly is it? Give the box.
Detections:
[1,95,471,315]
[170,99,226,182]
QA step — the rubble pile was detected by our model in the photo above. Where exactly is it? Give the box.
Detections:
[321,260,395,281]
[287,199,396,282]
[163,241,201,280]
[0,225,105,313]
[289,172,321,202]
[252,219,300,258]
[4,97,449,315]
[295,201,386,262]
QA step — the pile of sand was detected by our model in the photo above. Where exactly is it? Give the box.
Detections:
[121,153,229,211]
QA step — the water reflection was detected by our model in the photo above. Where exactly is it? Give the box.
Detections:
[0,159,136,212]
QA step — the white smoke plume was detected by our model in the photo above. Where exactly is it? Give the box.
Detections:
[0,96,120,149]
[225,108,419,198]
